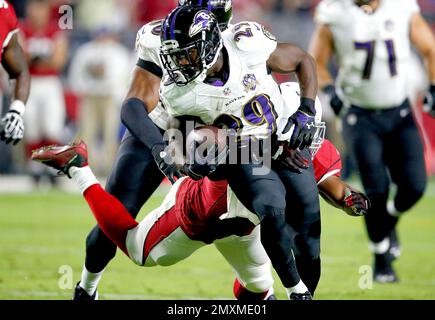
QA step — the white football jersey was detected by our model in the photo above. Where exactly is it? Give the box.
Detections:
[134,19,171,130]
[315,0,420,109]
[160,21,293,140]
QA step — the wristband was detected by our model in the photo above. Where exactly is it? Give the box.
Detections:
[299,97,316,115]
[9,100,25,116]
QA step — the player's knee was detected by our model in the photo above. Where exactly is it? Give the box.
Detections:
[294,232,321,260]
[395,181,426,213]
[251,193,286,221]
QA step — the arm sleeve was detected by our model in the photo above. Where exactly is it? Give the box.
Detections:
[120,97,165,149]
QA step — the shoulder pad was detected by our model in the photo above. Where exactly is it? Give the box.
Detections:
[229,21,277,52]
[135,19,164,65]
[223,21,277,67]
[314,0,346,25]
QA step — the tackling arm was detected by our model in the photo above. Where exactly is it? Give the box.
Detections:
[121,64,182,183]
[318,175,370,217]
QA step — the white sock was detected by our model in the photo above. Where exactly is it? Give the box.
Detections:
[286,280,309,298]
[387,200,401,217]
[264,287,275,300]
[369,237,390,254]
[79,266,105,296]
[69,166,99,194]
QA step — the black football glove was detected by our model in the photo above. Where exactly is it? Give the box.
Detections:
[342,186,370,217]
[423,84,435,118]
[323,84,344,116]
[282,98,317,150]
[151,143,182,184]
[273,142,309,174]
[0,101,25,145]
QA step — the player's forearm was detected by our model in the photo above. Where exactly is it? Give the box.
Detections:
[294,53,318,101]
[424,48,435,83]
[2,35,30,104]
[14,69,30,104]
[120,97,165,149]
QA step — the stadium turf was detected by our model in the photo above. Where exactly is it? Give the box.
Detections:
[0,177,434,300]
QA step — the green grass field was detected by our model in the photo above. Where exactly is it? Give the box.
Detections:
[0,178,434,300]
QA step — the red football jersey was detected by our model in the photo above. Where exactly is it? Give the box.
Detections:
[21,21,63,76]
[0,1,18,64]
[313,138,342,184]
[175,177,230,242]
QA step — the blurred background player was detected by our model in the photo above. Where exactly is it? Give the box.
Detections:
[0,0,30,147]
[309,0,435,282]
[68,27,131,177]
[20,0,68,186]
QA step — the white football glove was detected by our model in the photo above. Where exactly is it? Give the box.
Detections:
[0,100,25,145]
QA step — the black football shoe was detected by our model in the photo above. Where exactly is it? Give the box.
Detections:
[373,253,399,283]
[72,282,98,301]
[289,291,312,300]
[266,294,277,300]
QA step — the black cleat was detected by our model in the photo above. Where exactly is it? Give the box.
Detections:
[388,229,401,261]
[373,253,399,283]
[266,294,277,300]
[72,282,98,301]
[289,291,312,300]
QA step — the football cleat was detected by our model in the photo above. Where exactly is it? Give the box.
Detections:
[388,229,401,260]
[31,140,88,178]
[266,294,277,300]
[373,253,399,283]
[72,282,98,301]
[289,291,312,300]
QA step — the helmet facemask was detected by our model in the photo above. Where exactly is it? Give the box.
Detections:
[309,121,326,159]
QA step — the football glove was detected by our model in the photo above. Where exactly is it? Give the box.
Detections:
[0,100,25,145]
[282,98,316,150]
[323,84,344,116]
[423,84,435,118]
[273,142,309,174]
[342,186,370,217]
[151,143,182,184]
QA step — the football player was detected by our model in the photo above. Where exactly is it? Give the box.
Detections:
[156,5,321,297]
[0,1,30,145]
[309,0,435,283]
[73,0,235,300]
[31,127,368,300]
